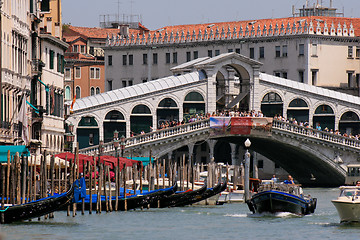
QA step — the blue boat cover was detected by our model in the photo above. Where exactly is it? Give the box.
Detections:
[128,157,154,166]
[0,145,30,163]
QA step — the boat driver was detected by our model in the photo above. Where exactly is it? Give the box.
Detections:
[283,175,295,185]
[356,181,360,187]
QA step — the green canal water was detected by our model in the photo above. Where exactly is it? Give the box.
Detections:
[1,188,360,240]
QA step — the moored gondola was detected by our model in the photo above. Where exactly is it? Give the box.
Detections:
[1,184,74,224]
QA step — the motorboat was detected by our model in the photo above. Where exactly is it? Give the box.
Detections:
[246,180,316,215]
[332,186,360,223]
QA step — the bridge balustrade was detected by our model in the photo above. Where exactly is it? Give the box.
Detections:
[79,118,360,156]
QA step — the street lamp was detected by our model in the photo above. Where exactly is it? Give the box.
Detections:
[244,138,251,202]
[120,135,125,157]
[113,130,119,157]
[99,140,104,156]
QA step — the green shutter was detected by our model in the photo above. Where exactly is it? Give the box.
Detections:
[50,50,54,69]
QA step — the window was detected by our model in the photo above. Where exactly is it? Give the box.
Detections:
[49,50,54,69]
[75,67,81,78]
[57,53,60,72]
[311,70,318,85]
[73,45,79,53]
[348,46,353,58]
[90,67,100,79]
[143,54,148,64]
[250,48,254,59]
[228,49,233,53]
[65,86,71,100]
[166,53,170,63]
[258,160,264,169]
[108,80,113,90]
[356,47,360,58]
[90,87,95,96]
[299,44,304,56]
[282,72,287,79]
[274,72,281,77]
[208,50,213,57]
[108,55,112,66]
[40,0,50,11]
[348,72,354,87]
[89,46,94,55]
[128,80,133,86]
[129,55,133,65]
[142,78,148,83]
[122,80,127,88]
[259,47,264,58]
[75,86,81,99]
[311,44,317,57]
[173,52,178,63]
[80,45,86,54]
[282,45,288,57]
[275,46,281,57]
[299,70,304,83]
[186,51,191,62]
[96,87,100,94]
[65,68,71,80]
[153,53,158,64]
[235,48,240,54]
[215,50,220,56]
[193,51,198,59]
[122,55,127,65]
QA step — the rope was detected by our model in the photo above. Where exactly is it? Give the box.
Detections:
[0,207,9,212]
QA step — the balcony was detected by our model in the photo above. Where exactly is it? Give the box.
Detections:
[31,59,45,75]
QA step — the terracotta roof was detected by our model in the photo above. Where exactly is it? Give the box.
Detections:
[64,25,143,39]
[151,16,360,37]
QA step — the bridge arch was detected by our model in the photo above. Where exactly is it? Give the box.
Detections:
[157,97,179,128]
[261,91,284,117]
[313,103,336,131]
[183,91,206,120]
[103,110,126,143]
[130,104,153,135]
[76,115,100,149]
[339,110,360,135]
[287,97,310,123]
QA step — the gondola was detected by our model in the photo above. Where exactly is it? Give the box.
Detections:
[82,183,178,211]
[149,183,208,208]
[1,184,74,224]
[171,180,227,207]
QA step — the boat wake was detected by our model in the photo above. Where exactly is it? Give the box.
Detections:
[224,213,249,218]
[249,211,301,218]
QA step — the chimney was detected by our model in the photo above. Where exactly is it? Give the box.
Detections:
[119,24,129,38]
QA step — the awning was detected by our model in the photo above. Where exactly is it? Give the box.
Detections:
[0,145,30,163]
[128,157,154,167]
[37,78,49,92]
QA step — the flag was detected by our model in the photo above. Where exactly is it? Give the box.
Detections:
[17,97,29,145]
[70,94,76,114]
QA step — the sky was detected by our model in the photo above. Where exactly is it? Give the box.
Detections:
[62,0,360,30]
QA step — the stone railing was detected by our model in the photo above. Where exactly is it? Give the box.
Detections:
[272,119,360,149]
[106,20,355,47]
[79,119,210,155]
[79,118,360,156]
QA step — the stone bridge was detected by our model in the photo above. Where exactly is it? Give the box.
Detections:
[79,118,360,187]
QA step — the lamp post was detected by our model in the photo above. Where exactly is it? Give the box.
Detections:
[65,123,75,152]
[113,130,119,158]
[120,135,125,157]
[244,138,251,202]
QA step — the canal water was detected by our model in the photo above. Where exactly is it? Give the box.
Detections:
[1,188,360,240]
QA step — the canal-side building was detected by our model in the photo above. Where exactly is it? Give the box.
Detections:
[104,7,360,102]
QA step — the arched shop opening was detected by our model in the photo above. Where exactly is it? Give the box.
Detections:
[130,104,153,135]
[183,91,205,121]
[103,110,126,143]
[313,104,335,131]
[157,98,179,128]
[339,111,360,135]
[287,98,309,123]
[77,116,99,149]
[261,92,283,117]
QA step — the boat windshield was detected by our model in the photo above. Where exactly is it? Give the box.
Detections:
[339,188,360,197]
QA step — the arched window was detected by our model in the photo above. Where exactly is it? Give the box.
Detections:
[96,87,100,94]
[261,92,283,117]
[90,87,95,96]
[287,98,309,122]
[65,86,71,100]
[288,98,308,108]
[132,104,151,114]
[104,110,126,142]
[339,111,360,135]
[313,104,335,131]
[158,98,178,108]
[105,110,125,120]
[184,92,204,102]
[261,92,282,104]
[315,105,334,114]
[75,86,81,99]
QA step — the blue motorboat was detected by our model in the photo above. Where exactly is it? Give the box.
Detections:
[246,181,316,215]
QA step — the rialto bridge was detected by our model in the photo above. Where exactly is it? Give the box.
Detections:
[67,52,360,186]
